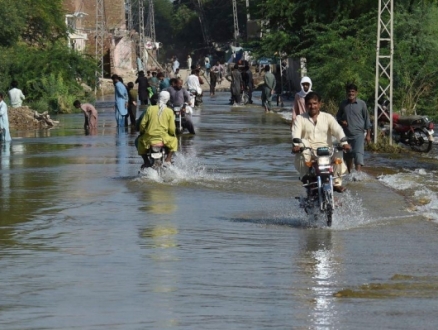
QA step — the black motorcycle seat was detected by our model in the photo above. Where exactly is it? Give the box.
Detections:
[395,115,424,126]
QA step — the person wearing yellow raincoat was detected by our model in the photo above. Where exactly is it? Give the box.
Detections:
[137,91,177,167]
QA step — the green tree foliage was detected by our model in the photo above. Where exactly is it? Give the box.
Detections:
[258,0,438,119]
[0,0,96,113]
[154,0,247,60]
[0,0,66,47]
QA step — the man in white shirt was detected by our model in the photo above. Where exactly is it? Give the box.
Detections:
[172,57,180,73]
[0,93,12,142]
[292,92,351,192]
[185,69,203,96]
[8,81,25,108]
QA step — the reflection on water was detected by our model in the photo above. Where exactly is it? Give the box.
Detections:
[1,142,11,208]
[298,230,341,329]
[138,186,178,215]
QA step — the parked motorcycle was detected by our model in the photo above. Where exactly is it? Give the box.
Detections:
[377,102,434,153]
[293,137,347,227]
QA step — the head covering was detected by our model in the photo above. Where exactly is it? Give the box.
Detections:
[158,91,170,117]
[298,76,312,98]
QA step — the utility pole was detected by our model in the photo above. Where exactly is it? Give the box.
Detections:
[126,0,132,31]
[138,0,145,61]
[192,0,210,47]
[232,0,239,42]
[95,0,105,79]
[374,0,394,144]
[246,0,250,21]
[146,0,155,42]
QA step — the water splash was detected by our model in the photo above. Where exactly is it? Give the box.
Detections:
[136,152,230,185]
[378,169,438,221]
[344,171,372,182]
[331,190,370,230]
[280,191,371,230]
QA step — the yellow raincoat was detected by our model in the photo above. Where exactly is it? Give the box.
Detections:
[137,105,178,155]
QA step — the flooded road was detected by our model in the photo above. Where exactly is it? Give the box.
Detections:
[2,93,438,329]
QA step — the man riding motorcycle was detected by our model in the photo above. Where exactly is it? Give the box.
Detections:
[137,91,177,168]
[166,78,196,134]
[185,69,203,105]
[292,92,351,193]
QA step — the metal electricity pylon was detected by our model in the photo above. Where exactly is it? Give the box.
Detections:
[149,0,156,42]
[95,0,105,79]
[126,0,132,30]
[138,0,145,59]
[191,0,210,46]
[232,0,239,42]
[374,0,394,144]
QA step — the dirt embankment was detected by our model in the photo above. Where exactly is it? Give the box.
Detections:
[8,106,59,130]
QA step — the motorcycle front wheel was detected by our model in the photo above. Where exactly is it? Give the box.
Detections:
[326,205,333,227]
[410,128,433,153]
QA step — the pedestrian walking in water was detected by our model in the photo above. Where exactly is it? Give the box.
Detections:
[242,65,254,104]
[261,65,276,112]
[226,64,243,106]
[135,71,150,105]
[210,70,217,96]
[111,75,128,127]
[291,76,313,128]
[0,93,12,142]
[126,82,137,126]
[336,83,372,173]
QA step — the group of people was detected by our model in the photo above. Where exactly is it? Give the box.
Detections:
[291,77,371,192]
[225,62,254,106]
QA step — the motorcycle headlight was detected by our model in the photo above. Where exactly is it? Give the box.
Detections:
[317,156,330,166]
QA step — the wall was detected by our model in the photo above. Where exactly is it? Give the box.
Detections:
[63,0,134,77]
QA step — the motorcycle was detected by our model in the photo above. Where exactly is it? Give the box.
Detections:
[173,103,195,135]
[140,142,168,175]
[377,101,434,153]
[293,137,347,227]
[189,89,203,106]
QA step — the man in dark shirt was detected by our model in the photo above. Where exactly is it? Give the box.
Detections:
[166,78,195,134]
[135,71,150,105]
[336,84,371,173]
[242,65,253,104]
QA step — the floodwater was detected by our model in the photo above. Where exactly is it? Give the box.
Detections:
[2,93,438,329]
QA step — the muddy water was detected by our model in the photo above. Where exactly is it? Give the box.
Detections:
[2,94,438,329]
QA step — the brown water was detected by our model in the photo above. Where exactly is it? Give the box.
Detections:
[1,93,438,329]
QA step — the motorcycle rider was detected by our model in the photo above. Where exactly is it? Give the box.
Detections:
[166,78,196,134]
[185,69,203,102]
[292,92,351,193]
[336,84,371,173]
[137,91,177,168]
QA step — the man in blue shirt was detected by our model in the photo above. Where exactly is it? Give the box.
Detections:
[111,75,128,127]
